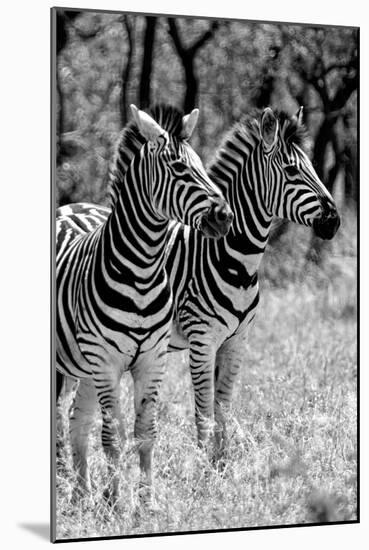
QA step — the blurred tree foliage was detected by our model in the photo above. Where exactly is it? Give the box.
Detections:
[55,9,358,237]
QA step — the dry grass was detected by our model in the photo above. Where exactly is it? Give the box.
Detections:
[55,208,357,540]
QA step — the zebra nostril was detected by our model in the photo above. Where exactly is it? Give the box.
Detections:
[314,205,340,240]
[216,207,228,222]
[321,198,338,219]
[325,206,339,222]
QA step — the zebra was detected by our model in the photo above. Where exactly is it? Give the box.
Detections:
[55,104,233,504]
[165,107,340,458]
[58,106,340,471]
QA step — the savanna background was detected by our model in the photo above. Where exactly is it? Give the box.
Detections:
[54,8,358,540]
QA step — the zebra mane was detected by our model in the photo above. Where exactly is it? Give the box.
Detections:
[108,105,186,207]
[215,109,308,159]
[277,111,309,148]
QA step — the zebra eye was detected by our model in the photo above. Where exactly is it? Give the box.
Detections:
[285,164,300,178]
[170,161,189,175]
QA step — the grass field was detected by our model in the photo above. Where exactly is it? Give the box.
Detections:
[55,208,357,540]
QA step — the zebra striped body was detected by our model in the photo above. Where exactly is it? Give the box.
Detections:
[61,107,340,468]
[56,105,233,502]
[165,108,340,454]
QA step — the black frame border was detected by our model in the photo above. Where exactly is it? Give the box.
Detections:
[50,6,360,543]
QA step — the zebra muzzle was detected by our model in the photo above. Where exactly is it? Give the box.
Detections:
[199,202,234,239]
[313,207,340,240]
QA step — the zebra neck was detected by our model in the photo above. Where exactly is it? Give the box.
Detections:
[221,211,273,277]
[212,235,268,278]
[100,187,169,282]
[208,141,273,275]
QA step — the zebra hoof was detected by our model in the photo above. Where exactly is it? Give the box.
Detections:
[101,489,123,517]
[137,483,160,512]
[212,456,227,474]
[132,497,160,527]
[146,499,161,515]
[102,487,120,508]
[211,446,229,474]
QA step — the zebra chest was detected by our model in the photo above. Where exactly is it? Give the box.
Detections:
[76,299,173,365]
[171,274,259,350]
[182,273,258,320]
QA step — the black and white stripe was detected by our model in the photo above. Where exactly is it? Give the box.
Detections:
[165,107,340,455]
[56,105,232,501]
[61,107,340,469]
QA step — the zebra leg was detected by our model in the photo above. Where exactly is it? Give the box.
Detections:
[94,370,125,504]
[56,374,77,461]
[189,341,216,450]
[214,336,245,462]
[69,378,98,499]
[131,354,166,502]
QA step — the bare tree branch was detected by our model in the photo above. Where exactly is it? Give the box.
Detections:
[167,18,219,111]
[189,21,219,56]
[167,18,186,58]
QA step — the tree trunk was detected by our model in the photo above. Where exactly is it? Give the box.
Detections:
[342,114,358,203]
[56,75,64,164]
[183,57,198,112]
[254,47,281,109]
[312,116,335,185]
[344,143,358,203]
[120,15,135,126]
[56,10,79,54]
[56,10,79,166]
[139,16,157,109]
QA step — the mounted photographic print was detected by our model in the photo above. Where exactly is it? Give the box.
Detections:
[51,6,358,542]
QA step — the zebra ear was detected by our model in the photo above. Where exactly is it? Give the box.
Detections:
[181,108,199,140]
[294,106,304,126]
[261,108,278,149]
[130,104,165,142]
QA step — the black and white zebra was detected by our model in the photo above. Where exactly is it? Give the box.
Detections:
[55,104,233,502]
[63,107,340,467]
[165,107,340,457]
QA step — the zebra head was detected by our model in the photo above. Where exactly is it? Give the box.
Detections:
[259,107,340,240]
[131,105,233,239]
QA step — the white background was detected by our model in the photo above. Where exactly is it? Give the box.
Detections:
[0,0,366,548]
